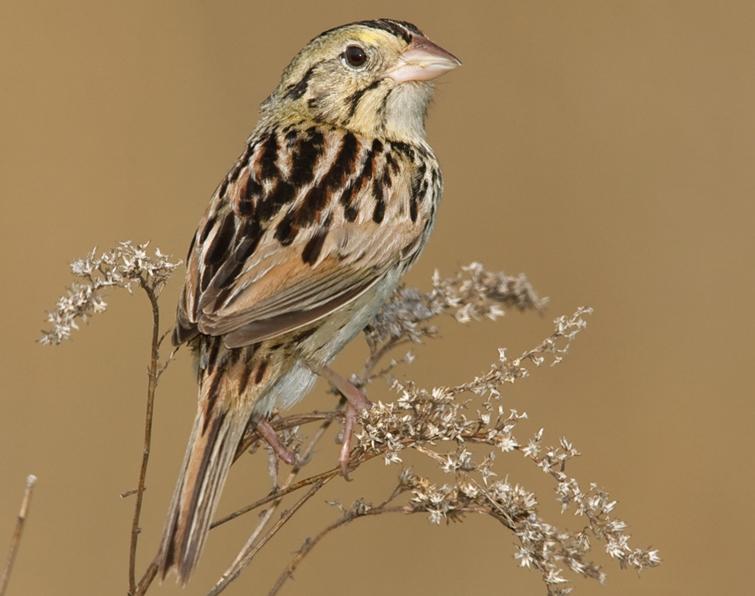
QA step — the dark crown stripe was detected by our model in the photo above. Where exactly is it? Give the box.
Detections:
[355,19,419,42]
[313,19,422,44]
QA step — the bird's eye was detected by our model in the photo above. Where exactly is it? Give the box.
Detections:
[343,45,368,68]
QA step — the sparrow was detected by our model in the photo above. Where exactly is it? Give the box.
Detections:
[156,18,460,583]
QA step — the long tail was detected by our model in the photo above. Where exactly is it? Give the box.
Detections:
[156,342,269,584]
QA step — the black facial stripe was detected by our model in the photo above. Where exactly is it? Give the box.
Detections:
[346,79,383,119]
[284,65,317,100]
[377,87,394,126]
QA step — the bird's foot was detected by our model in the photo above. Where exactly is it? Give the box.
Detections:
[311,364,372,479]
[338,403,359,479]
[256,419,298,466]
[313,364,372,412]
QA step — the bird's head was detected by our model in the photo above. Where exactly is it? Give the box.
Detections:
[264,19,461,140]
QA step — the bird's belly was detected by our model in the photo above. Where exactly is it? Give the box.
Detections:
[303,266,403,363]
[252,267,402,416]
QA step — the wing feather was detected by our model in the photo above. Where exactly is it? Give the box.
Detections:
[174,124,421,348]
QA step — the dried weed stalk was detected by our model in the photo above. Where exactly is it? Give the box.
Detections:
[0,475,37,596]
[38,244,659,595]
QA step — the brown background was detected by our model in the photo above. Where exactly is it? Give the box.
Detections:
[1,1,753,594]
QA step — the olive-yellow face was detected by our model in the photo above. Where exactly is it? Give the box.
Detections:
[266,19,460,139]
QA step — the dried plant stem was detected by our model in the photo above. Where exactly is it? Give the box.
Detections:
[128,282,161,595]
[268,505,403,596]
[133,405,347,596]
[268,498,491,596]
[0,475,37,596]
[209,479,332,596]
[134,562,158,596]
[42,254,659,595]
[208,399,353,595]
[213,430,490,531]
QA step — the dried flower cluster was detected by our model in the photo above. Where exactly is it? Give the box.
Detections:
[39,242,180,345]
[348,303,659,594]
[39,242,659,596]
[365,262,547,350]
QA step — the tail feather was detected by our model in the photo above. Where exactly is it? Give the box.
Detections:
[156,353,260,584]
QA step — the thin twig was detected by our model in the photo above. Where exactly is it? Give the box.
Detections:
[207,398,352,595]
[214,422,503,531]
[267,502,490,596]
[208,479,332,596]
[268,484,405,595]
[210,469,335,530]
[0,475,37,596]
[213,345,399,540]
[268,508,395,595]
[359,338,411,381]
[128,282,161,595]
[134,562,157,596]
[132,405,346,595]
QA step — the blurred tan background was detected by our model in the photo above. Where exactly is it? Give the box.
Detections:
[1,1,753,594]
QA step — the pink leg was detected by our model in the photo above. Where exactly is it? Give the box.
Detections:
[313,365,372,478]
[338,404,358,478]
[256,420,297,466]
[315,365,372,412]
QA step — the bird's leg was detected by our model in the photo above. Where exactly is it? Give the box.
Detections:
[339,403,358,478]
[256,419,297,466]
[310,364,372,478]
[314,364,372,412]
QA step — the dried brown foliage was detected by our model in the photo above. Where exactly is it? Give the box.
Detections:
[39,244,659,595]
